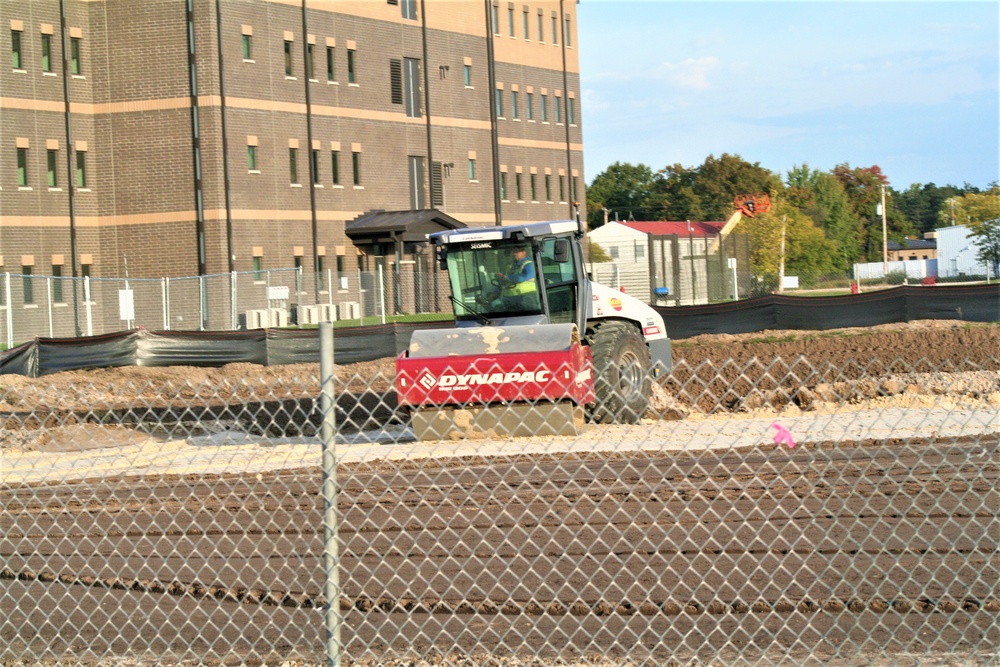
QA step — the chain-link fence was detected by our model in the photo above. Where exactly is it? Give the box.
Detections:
[3,324,998,666]
[0,263,449,349]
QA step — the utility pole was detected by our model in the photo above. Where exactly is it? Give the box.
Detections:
[880,184,888,276]
[778,215,787,293]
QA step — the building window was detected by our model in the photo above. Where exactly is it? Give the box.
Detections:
[515,173,523,201]
[22,266,34,305]
[507,7,514,37]
[80,262,90,279]
[311,149,320,184]
[530,173,537,201]
[352,151,361,185]
[537,13,544,43]
[494,88,503,117]
[331,150,340,185]
[47,149,58,187]
[11,29,23,69]
[289,147,298,183]
[609,246,620,260]
[16,148,28,186]
[559,174,565,201]
[75,149,86,187]
[52,264,64,302]
[41,33,52,72]
[463,63,471,86]
[468,158,476,181]
[404,57,421,118]
[523,8,530,39]
[284,40,293,76]
[247,145,257,170]
[336,256,346,289]
[545,174,551,201]
[347,48,356,83]
[511,90,518,119]
[500,172,507,200]
[401,0,417,20]
[540,94,548,121]
[326,46,335,81]
[242,34,252,60]
[555,96,562,123]
[307,43,315,79]
[636,244,645,260]
[253,256,263,281]
[568,97,575,124]
[70,37,81,74]
[565,16,571,46]
[572,175,579,201]
[491,5,500,35]
[317,255,325,290]
[551,15,558,44]
[526,92,533,120]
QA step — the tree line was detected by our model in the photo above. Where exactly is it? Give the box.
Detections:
[585,154,1000,280]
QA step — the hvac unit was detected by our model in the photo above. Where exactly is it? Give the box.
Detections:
[244,309,266,329]
[269,308,289,327]
[301,303,336,324]
[244,308,288,329]
[338,301,361,320]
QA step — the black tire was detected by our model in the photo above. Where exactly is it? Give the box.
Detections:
[585,321,652,424]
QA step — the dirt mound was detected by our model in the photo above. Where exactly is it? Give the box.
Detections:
[1,320,996,452]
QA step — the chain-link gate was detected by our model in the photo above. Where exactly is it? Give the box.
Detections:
[2,326,998,666]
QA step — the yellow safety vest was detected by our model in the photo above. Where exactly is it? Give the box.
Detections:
[502,259,537,296]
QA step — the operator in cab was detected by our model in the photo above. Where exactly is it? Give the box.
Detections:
[494,244,539,311]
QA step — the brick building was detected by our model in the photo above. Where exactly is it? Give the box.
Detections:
[1,0,584,332]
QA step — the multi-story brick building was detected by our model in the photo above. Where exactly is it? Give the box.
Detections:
[1,0,584,332]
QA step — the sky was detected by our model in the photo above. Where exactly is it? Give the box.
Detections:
[578,1,999,190]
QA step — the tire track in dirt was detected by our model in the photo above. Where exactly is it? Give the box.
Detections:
[4,436,997,621]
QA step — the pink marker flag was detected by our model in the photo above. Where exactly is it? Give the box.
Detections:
[771,423,795,448]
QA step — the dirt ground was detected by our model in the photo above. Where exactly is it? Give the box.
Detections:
[0,320,997,443]
[4,320,999,666]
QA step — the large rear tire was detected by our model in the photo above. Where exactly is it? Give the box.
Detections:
[585,321,651,424]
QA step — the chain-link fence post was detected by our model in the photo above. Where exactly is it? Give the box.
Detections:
[319,322,343,666]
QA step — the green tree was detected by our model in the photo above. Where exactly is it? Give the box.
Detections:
[585,162,665,229]
[895,182,966,235]
[736,198,840,285]
[832,163,914,262]
[784,165,864,269]
[937,188,1000,228]
[586,240,613,263]
[658,154,782,222]
[970,217,1000,277]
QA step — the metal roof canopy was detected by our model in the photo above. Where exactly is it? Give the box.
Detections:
[345,209,467,245]
[429,220,579,245]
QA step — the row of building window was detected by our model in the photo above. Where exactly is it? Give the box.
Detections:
[498,170,578,204]
[0,263,93,306]
[9,146,88,189]
[281,146,363,187]
[491,4,572,47]
[242,27,580,128]
[495,87,574,124]
[240,29,359,84]
[10,26,82,75]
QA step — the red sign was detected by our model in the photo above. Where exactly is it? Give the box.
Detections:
[396,344,596,408]
[609,297,623,312]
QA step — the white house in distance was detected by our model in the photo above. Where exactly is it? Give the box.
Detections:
[936,224,991,278]
[586,213,742,305]
[587,214,739,262]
